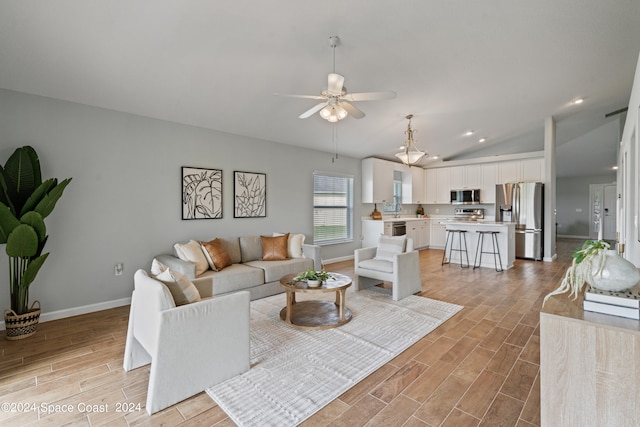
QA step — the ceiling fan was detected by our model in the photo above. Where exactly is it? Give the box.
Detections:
[275,36,397,122]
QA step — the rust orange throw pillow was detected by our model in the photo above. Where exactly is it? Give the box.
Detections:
[261,233,290,261]
[201,238,233,271]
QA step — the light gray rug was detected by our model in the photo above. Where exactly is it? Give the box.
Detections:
[206,288,462,427]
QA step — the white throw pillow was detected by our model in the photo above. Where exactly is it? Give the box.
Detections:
[174,240,209,276]
[150,258,168,276]
[374,234,407,262]
[154,268,202,306]
[273,232,305,259]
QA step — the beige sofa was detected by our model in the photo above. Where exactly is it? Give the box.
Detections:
[154,234,322,300]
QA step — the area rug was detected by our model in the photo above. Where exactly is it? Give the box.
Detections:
[206,288,462,427]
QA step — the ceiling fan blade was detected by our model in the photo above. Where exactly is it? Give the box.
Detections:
[299,102,328,119]
[340,101,365,119]
[342,91,397,102]
[274,93,325,100]
[327,73,345,96]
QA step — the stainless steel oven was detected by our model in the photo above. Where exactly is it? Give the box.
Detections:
[392,221,406,236]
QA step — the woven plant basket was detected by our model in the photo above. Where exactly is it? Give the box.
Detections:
[4,301,41,341]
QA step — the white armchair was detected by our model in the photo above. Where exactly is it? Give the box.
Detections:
[354,237,422,301]
[123,269,250,414]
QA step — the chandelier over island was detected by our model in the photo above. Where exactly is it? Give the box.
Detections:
[395,114,427,166]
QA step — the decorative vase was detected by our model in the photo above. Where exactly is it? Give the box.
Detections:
[371,204,382,220]
[590,250,640,292]
[307,279,321,288]
[4,300,41,341]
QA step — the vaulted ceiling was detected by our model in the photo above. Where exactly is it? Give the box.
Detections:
[1,1,638,177]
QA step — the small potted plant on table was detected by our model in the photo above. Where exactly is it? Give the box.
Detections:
[291,267,333,288]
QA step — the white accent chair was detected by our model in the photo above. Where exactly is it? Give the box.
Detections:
[123,270,250,415]
[354,237,422,301]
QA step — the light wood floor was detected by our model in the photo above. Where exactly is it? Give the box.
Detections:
[0,239,580,426]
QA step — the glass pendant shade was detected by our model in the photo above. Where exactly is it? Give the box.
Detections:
[395,114,426,166]
[320,103,348,123]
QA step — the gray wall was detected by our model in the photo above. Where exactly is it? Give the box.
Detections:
[556,175,615,238]
[0,89,362,315]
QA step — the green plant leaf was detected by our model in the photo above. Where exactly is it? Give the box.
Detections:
[20,211,46,242]
[6,224,39,257]
[21,253,49,288]
[2,146,39,215]
[20,178,56,217]
[34,178,72,219]
[0,167,15,213]
[0,202,20,244]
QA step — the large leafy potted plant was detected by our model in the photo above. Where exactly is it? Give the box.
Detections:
[0,146,71,340]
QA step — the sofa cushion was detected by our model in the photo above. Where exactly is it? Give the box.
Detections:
[220,237,242,264]
[154,268,202,306]
[274,232,305,259]
[245,257,313,283]
[358,258,394,274]
[201,238,233,271]
[240,235,263,262]
[191,264,265,297]
[261,234,289,261]
[374,235,407,262]
[174,240,209,276]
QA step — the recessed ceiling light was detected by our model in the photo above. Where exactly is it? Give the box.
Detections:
[478,137,487,143]
[464,130,474,137]
[431,155,439,160]
[612,165,619,170]
[573,98,584,105]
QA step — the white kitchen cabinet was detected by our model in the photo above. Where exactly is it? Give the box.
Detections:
[450,166,465,189]
[481,163,498,203]
[401,166,426,204]
[362,158,394,203]
[521,158,544,182]
[498,158,544,184]
[425,169,438,204]
[499,160,520,184]
[430,221,447,249]
[425,167,452,204]
[464,165,481,188]
[406,219,430,249]
[436,168,451,203]
[451,165,481,189]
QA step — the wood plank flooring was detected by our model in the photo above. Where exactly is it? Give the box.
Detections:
[0,239,581,426]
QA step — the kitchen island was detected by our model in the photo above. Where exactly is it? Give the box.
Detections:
[442,221,516,270]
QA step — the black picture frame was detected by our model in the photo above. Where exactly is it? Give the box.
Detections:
[234,171,266,218]
[182,167,223,220]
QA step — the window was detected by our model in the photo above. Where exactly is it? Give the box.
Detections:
[383,170,403,213]
[313,172,354,245]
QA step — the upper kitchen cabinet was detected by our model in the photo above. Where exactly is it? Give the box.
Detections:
[425,168,451,204]
[451,165,481,189]
[362,158,394,203]
[402,166,426,204]
[521,158,544,182]
[498,158,544,184]
[480,163,498,203]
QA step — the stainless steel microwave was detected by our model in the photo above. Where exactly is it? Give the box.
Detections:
[450,189,481,204]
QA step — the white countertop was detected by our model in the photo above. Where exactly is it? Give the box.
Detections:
[441,220,515,227]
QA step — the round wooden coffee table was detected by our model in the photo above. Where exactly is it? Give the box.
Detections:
[279,272,352,330]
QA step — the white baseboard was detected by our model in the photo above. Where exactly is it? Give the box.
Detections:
[0,297,131,331]
[323,255,354,265]
[543,253,558,262]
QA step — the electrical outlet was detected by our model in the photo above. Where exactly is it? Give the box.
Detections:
[115,263,123,276]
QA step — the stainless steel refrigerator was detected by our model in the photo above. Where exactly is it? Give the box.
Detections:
[495,182,544,260]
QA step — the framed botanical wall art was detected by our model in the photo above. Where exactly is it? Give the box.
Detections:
[182,167,223,220]
[234,171,266,218]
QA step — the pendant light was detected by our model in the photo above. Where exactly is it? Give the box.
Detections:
[395,114,426,166]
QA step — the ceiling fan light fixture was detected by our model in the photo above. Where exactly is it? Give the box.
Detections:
[395,114,427,166]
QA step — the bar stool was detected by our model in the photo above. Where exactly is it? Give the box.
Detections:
[473,231,503,272]
[442,229,469,268]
